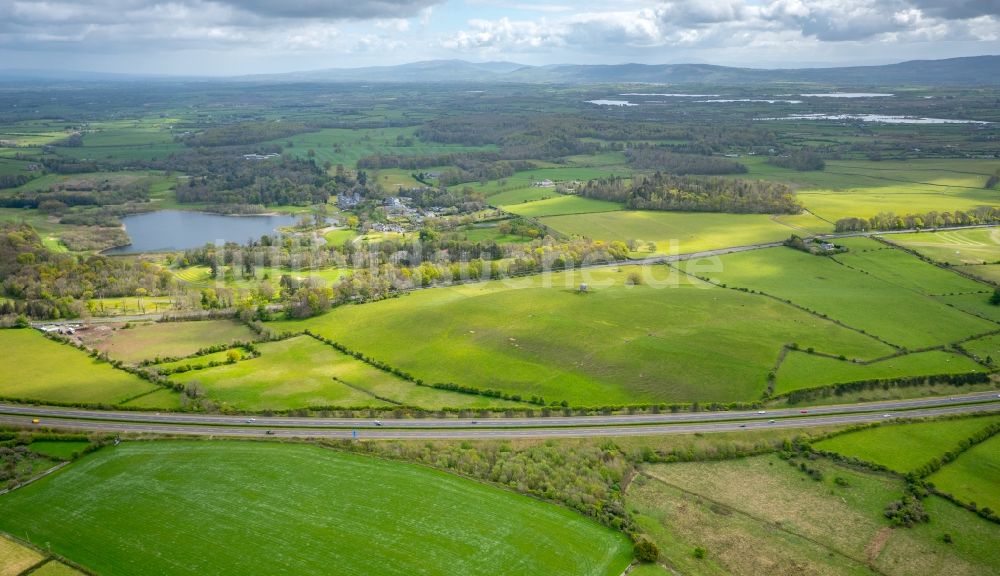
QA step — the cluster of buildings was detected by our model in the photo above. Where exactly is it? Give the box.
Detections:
[242,152,280,161]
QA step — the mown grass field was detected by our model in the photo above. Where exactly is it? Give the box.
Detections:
[169,335,523,410]
[272,266,892,405]
[813,415,1000,473]
[774,349,983,394]
[927,433,1000,514]
[0,329,158,405]
[87,320,258,364]
[630,452,1000,576]
[0,534,44,576]
[887,228,1000,265]
[0,441,632,576]
[685,245,997,349]
[540,211,799,255]
[960,332,1000,362]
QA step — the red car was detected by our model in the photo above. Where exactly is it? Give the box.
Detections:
[800,410,808,414]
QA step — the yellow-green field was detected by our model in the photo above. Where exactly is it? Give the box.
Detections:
[0,329,158,405]
[85,320,258,364]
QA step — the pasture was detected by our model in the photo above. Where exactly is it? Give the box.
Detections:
[685,245,997,349]
[28,440,91,460]
[0,441,632,576]
[774,349,983,394]
[886,228,1000,265]
[927,433,1000,514]
[0,329,158,405]
[812,415,1000,474]
[540,211,799,255]
[751,158,1000,222]
[273,266,893,405]
[85,320,258,364]
[168,335,521,410]
[503,196,622,218]
[630,453,1000,576]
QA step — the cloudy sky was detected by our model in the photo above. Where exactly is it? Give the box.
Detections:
[1,0,998,75]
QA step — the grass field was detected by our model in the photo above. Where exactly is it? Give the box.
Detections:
[630,453,1000,576]
[28,440,91,460]
[540,211,800,255]
[503,196,622,218]
[87,320,258,364]
[960,332,1000,362]
[119,388,183,410]
[0,329,158,405]
[886,228,1000,265]
[833,238,990,296]
[685,245,997,349]
[0,534,44,576]
[271,266,892,405]
[0,441,632,576]
[927,433,1000,514]
[29,562,85,576]
[813,415,1000,473]
[774,349,983,394]
[169,335,523,410]
[747,158,1000,222]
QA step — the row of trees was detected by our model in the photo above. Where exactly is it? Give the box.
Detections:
[580,173,800,214]
[834,207,1000,232]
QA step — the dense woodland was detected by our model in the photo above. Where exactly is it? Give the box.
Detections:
[580,173,800,214]
[625,148,748,175]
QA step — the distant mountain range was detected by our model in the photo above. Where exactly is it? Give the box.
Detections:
[3,55,1000,85]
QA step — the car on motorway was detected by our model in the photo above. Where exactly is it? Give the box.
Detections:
[738,424,747,428]
[768,419,776,424]
[757,410,766,414]
[31,418,40,424]
[374,420,382,427]
[883,414,891,418]
[264,430,275,435]
[800,410,808,414]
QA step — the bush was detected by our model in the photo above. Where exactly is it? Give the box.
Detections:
[693,546,707,559]
[634,538,659,562]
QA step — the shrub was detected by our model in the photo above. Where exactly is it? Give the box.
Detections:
[634,538,659,562]
[693,546,707,559]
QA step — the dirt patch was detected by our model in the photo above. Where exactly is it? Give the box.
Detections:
[865,526,893,564]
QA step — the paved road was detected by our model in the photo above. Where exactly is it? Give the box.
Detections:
[2,402,997,439]
[3,392,997,438]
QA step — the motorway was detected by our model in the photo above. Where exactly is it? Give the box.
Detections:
[2,392,998,439]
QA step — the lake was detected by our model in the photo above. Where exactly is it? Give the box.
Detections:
[756,113,992,125]
[104,210,300,254]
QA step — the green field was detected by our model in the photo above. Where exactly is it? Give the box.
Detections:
[503,196,623,218]
[960,332,1000,362]
[927,433,1000,514]
[774,349,983,394]
[271,266,892,405]
[886,228,1000,265]
[631,452,1000,576]
[813,415,1000,473]
[87,320,259,364]
[169,335,522,410]
[540,211,800,255]
[685,245,997,349]
[748,159,1000,222]
[27,440,91,460]
[0,441,632,576]
[0,329,158,405]
[833,237,989,295]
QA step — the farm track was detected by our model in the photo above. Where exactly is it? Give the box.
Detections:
[1,392,998,439]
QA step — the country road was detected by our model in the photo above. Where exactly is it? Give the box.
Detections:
[3,392,997,439]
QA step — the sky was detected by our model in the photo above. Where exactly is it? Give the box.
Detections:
[1,0,998,75]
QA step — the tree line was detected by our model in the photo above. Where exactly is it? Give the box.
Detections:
[834,207,1000,232]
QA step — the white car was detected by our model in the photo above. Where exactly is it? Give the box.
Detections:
[757,410,766,414]
[882,414,891,418]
